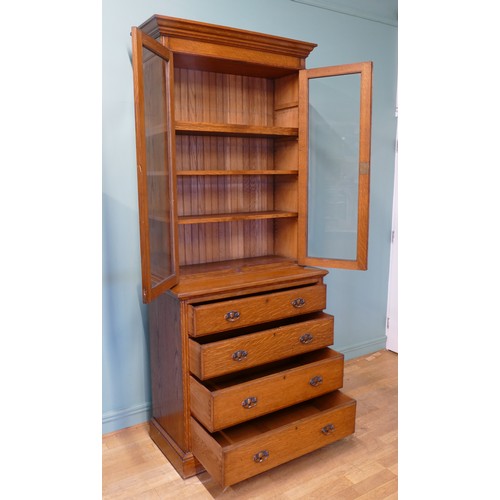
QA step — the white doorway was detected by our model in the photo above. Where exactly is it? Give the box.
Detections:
[386,126,398,353]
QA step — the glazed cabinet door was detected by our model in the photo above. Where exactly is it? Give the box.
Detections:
[298,62,372,270]
[131,28,179,302]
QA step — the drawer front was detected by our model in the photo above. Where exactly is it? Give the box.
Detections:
[191,391,356,487]
[187,284,326,337]
[189,313,334,380]
[190,349,344,432]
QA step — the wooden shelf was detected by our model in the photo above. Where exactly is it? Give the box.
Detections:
[177,211,298,225]
[148,169,298,177]
[176,169,298,176]
[175,121,298,138]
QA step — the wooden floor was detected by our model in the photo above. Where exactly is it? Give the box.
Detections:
[103,349,398,499]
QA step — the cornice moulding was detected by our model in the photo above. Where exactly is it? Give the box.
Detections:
[139,15,318,59]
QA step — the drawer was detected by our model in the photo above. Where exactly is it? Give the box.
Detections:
[187,284,326,337]
[190,349,344,432]
[189,312,334,380]
[191,390,356,487]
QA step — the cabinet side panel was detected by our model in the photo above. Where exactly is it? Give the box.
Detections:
[190,417,224,485]
[274,174,299,259]
[274,73,299,128]
[149,292,187,450]
[274,139,298,170]
[273,219,297,259]
[274,74,299,107]
[273,74,299,259]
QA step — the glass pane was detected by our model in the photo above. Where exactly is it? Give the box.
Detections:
[143,46,174,286]
[307,74,361,261]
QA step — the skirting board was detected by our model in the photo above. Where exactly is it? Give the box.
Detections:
[333,336,388,361]
[102,402,151,435]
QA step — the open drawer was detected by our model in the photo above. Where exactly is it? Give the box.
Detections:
[187,284,327,337]
[190,390,356,487]
[189,312,334,380]
[190,348,344,432]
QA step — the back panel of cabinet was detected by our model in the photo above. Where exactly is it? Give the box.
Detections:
[173,67,300,266]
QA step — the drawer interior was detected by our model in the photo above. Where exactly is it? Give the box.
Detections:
[190,282,319,307]
[209,391,355,446]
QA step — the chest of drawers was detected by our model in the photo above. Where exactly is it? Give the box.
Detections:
[147,259,356,486]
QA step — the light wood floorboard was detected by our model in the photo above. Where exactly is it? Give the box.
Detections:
[103,349,397,499]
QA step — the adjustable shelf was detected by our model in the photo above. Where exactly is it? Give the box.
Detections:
[177,211,298,224]
[176,170,298,176]
[175,121,298,138]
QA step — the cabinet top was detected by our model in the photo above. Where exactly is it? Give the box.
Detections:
[138,15,317,62]
[170,257,328,302]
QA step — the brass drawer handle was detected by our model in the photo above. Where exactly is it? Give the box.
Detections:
[225,310,240,322]
[253,450,269,463]
[291,297,306,308]
[299,333,314,344]
[309,375,323,387]
[321,423,335,435]
[232,350,248,362]
[242,396,258,409]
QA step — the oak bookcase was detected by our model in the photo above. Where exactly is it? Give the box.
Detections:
[131,15,372,487]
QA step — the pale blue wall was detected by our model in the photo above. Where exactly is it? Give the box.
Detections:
[102,0,397,433]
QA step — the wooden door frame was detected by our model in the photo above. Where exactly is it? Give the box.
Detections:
[298,62,372,270]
